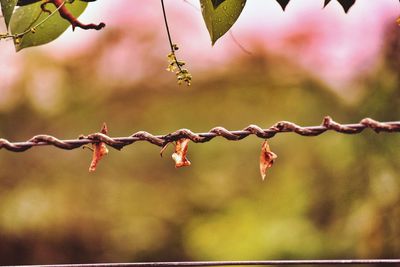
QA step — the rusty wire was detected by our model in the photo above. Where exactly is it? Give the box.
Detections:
[0,116,399,153]
[11,259,400,267]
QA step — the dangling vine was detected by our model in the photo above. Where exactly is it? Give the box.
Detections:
[161,0,192,86]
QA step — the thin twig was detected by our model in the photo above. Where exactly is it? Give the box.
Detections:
[0,116,399,153]
[182,0,200,11]
[161,0,183,72]
[229,30,252,55]
[161,0,176,55]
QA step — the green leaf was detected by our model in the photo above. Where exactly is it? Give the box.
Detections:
[200,0,246,45]
[10,1,88,52]
[1,0,18,28]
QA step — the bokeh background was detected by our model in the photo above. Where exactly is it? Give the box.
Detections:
[0,0,399,265]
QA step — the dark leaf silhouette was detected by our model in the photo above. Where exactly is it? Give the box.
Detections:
[337,0,356,13]
[275,0,290,11]
[211,0,225,9]
[324,0,356,13]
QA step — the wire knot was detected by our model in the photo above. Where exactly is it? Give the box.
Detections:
[83,133,125,150]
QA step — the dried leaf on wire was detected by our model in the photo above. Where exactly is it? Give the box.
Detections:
[89,123,109,172]
[260,140,277,180]
[172,138,191,168]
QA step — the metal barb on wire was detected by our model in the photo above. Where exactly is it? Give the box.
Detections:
[0,116,399,153]
[10,259,400,267]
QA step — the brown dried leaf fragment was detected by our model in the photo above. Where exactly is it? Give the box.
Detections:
[172,139,191,168]
[397,16,400,25]
[89,123,109,172]
[260,140,277,180]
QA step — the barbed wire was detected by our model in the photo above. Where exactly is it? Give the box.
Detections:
[0,116,399,153]
[13,259,400,267]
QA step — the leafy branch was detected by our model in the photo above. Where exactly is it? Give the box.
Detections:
[0,0,66,44]
[0,0,104,51]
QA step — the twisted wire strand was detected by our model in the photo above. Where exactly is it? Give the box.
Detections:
[1,116,399,153]
[10,259,400,267]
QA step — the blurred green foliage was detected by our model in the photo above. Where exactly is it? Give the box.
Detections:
[0,24,399,266]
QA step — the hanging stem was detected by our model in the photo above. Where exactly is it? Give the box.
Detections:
[161,0,176,59]
[161,0,192,85]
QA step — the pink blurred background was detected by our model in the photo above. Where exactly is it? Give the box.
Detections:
[0,0,399,94]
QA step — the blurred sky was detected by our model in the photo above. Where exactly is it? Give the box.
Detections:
[0,0,399,92]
